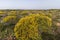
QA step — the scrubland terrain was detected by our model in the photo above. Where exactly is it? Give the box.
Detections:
[0,9,60,40]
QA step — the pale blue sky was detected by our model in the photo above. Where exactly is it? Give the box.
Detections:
[0,0,60,9]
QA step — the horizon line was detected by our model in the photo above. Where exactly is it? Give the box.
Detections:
[0,8,60,10]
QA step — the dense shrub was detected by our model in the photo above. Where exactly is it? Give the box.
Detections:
[0,16,18,31]
[1,16,17,25]
[14,14,52,40]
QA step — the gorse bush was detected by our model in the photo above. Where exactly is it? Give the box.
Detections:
[14,14,52,40]
[0,16,18,31]
[1,16,17,24]
[14,14,41,40]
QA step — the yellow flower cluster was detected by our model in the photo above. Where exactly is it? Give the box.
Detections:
[1,16,17,23]
[14,14,52,40]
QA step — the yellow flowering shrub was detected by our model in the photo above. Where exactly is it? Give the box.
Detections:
[8,11,17,16]
[14,14,52,40]
[0,11,6,16]
[1,16,17,24]
[20,11,30,16]
[0,11,5,14]
[8,13,17,16]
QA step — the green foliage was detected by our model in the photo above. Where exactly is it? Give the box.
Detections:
[46,13,52,18]
[14,14,52,40]
[41,32,56,40]
[0,23,3,31]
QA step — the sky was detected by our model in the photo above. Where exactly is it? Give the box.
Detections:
[0,0,60,9]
